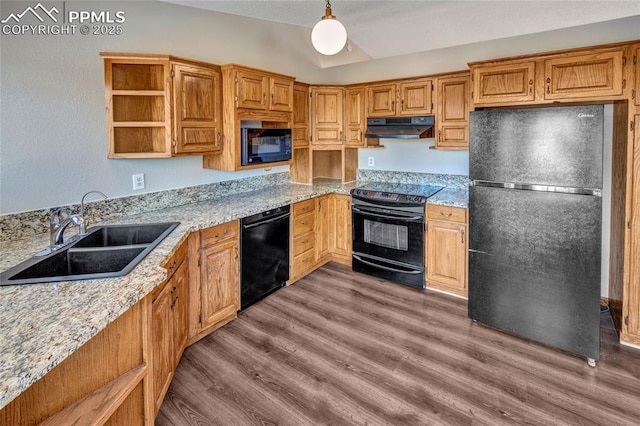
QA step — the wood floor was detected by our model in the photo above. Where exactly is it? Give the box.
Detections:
[157,262,640,425]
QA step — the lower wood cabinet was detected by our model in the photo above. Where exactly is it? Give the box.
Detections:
[151,240,189,414]
[331,194,352,265]
[426,205,468,297]
[316,195,331,262]
[291,199,317,281]
[190,221,240,340]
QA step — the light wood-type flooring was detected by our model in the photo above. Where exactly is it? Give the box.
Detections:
[157,262,640,425]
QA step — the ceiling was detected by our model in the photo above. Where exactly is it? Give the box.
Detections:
[162,1,640,65]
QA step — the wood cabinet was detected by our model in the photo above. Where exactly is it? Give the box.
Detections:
[470,46,628,107]
[316,195,331,262]
[471,60,536,105]
[345,86,366,147]
[631,47,640,106]
[426,205,468,297]
[330,194,352,264]
[435,73,470,150]
[151,240,189,414]
[234,67,294,112]
[290,199,317,281]
[196,221,240,336]
[543,50,624,100]
[203,65,294,172]
[101,53,222,158]
[311,86,344,145]
[293,82,310,148]
[367,78,433,117]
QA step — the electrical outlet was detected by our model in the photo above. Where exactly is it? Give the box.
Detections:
[368,156,375,167]
[132,173,145,190]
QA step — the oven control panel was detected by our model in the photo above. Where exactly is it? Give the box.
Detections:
[351,189,427,204]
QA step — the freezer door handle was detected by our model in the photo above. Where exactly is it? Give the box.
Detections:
[471,180,601,196]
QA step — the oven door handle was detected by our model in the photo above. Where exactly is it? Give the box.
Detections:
[352,206,423,222]
[353,254,423,275]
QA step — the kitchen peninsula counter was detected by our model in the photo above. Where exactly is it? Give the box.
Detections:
[0,179,468,409]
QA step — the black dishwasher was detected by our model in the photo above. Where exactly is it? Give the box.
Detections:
[240,205,290,310]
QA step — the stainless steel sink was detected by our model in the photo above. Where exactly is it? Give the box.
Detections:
[0,222,179,285]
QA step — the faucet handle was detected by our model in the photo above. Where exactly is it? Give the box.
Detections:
[50,208,70,226]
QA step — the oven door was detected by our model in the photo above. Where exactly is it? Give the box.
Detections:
[352,202,424,267]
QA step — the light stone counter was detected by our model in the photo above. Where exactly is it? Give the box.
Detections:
[0,180,355,410]
[0,177,469,409]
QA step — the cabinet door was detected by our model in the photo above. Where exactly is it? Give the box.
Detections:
[173,63,222,155]
[236,69,268,110]
[427,220,468,296]
[436,75,470,149]
[170,260,189,368]
[270,77,294,112]
[316,196,331,260]
[331,194,352,260]
[311,87,344,145]
[544,50,624,100]
[200,239,239,329]
[627,114,640,338]
[636,48,640,107]
[367,83,396,117]
[472,61,535,105]
[345,87,365,147]
[399,79,433,115]
[293,84,309,148]
[152,283,174,413]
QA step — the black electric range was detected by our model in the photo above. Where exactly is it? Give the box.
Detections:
[350,183,443,289]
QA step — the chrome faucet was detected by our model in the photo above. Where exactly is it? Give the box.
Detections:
[52,214,85,246]
[49,190,108,247]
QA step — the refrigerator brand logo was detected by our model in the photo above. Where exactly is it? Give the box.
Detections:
[1,2,125,36]
[578,113,595,118]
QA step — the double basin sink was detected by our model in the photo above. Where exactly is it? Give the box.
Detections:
[0,222,179,286]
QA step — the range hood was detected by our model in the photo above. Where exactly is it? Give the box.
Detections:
[364,116,434,139]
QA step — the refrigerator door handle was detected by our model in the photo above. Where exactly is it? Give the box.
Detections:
[471,180,601,197]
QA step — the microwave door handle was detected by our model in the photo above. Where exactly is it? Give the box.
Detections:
[352,206,423,222]
[353,254,423,274]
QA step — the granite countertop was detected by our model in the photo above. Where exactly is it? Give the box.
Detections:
[0,179,467,409]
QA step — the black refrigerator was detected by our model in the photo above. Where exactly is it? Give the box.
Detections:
[468,104,603,362]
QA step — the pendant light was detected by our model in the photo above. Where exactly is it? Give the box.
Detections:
[311,0,347,55]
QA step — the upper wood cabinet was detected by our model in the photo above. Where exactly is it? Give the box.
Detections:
[233,66,294,112]
[173,63,223,155]
[543,50,625,100]
[471,60,536,105]
[311,86,344,145]
[636,47,640,106]
[426,205,468,297]
[345,86,366,147]
[101,53,222,158]
[367,78,433,117]
[470,45,629,107]
[293,82,309,148]
[435,73,470,150]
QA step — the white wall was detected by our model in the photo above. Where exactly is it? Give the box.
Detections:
[0,1,322,214]
[358,139,469,176]
[1,1,637,215]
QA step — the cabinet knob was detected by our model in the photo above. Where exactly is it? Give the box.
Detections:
[438,130,442,143]
[460,229,465,244]
[441,211,452,217]
[529,79,533,95]
[546,77,551,94]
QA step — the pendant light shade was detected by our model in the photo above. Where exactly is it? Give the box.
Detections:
[311,1,347,55]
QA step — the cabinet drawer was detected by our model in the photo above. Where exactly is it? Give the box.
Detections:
[164,239,188,279]
[293,199,315,216]
[200,221,238,247]
[293,231,315,256]
[293,249,315,277]
[427,205,467,223]
[293,212,315,235]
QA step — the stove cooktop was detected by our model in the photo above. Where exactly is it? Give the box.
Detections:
[351,182,444,204]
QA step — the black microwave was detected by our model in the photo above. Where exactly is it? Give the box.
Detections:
[241,128,292,166]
